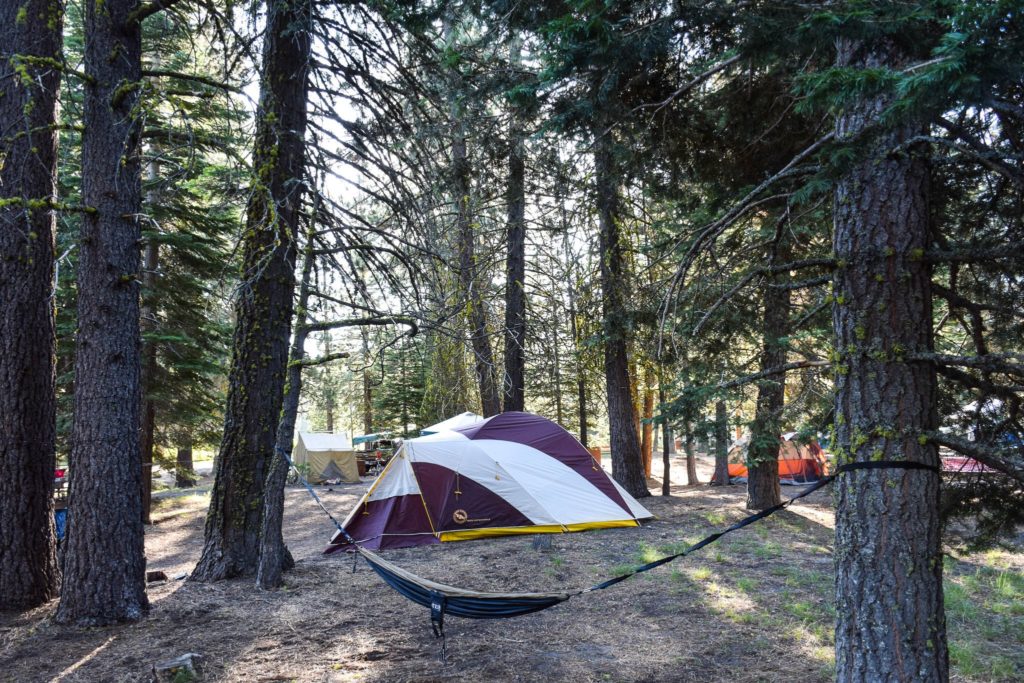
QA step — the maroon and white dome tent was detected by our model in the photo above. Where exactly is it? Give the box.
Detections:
[325,412,653,551]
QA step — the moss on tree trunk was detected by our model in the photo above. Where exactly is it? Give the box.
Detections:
[192,0,311,583]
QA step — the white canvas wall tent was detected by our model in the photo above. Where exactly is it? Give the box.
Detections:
[325,411,653,551]
[294,432,360,483]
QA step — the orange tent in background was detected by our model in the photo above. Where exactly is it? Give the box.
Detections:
[727,432,829,484]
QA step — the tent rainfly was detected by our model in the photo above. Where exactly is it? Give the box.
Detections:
[294,432,360,483]
[727,432,828,484]
[326,411,653,551]
[354,432,390,445]
[420,411,484,435]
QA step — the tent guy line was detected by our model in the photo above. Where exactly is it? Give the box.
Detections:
[282,444,938,660]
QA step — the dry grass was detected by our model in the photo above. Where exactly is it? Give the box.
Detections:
[1,456,1020,682]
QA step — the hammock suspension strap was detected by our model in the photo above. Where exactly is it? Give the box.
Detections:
[281,447,938,660]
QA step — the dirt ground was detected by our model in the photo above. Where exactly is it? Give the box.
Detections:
[2,455,1021,682]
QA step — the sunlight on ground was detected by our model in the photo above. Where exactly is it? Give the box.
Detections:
[53,636,116,681]
[944,555,1024,681]
[786,503,836,530]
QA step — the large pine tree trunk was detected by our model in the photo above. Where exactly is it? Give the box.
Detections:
[832,38,947,682]
[192,0,311,582]
[0,0,63,610]
[257,232,316,590]
[745,245,790,510]
[56,0,148,625]
[711,400,730,486]
[595,133,648,498]
[503,115,527,413]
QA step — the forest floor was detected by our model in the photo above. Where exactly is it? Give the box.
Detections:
[2,455,1021,683]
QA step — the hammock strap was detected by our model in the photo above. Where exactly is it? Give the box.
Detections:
[276,446,358,546]
[584,460,938,592]
[282,448,938,648]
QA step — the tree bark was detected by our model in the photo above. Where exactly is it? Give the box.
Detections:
[323,335,335,432]
[832,37,947,682]
[192,0,311,582]
[503,107,526,413]
[562,221,588,447]
[56,0,148,625]
[659,385,671,495]
[711,400,730,485]
[594,130,648,498]
[452,102,501,418]
[745,242,790,510]
[684,421,699,486]
[139,156,160,525]
[0,0,63,610]
[175,444,196,489]
[362,333,373,434]
[641,379,654,478]
[257,230,316,590]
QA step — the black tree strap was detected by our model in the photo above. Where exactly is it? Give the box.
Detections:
[583,460,939,593]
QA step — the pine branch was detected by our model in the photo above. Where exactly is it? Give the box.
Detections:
[935,117,1024,189]
[692,258,834,336]
[634,54,742,114]
[910,352,1024,377]
[716,360,831,392]
[935,365,1024,400]
[130,0,190,25]
[662,131,835,328]
[933,283,1015,315]
[768,274,832,290]
[924,246,1022,263]
[288,351,350,369]
[300,315,419,335]
[142,69,242,94]
[926,432,1024,486]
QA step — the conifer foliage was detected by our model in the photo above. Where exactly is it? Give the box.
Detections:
[1,3,1021,681]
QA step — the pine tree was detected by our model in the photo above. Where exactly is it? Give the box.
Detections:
[138,8,242,516]
[193,0,313,582]
[56,0,148,626]
[0,0,64,610]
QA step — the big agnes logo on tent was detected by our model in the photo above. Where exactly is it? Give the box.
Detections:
[453,509,491,525]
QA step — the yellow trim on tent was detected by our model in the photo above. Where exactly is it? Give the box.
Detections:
[403,443,438,536]
[564,520,640,532]
[437,519,639,542]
